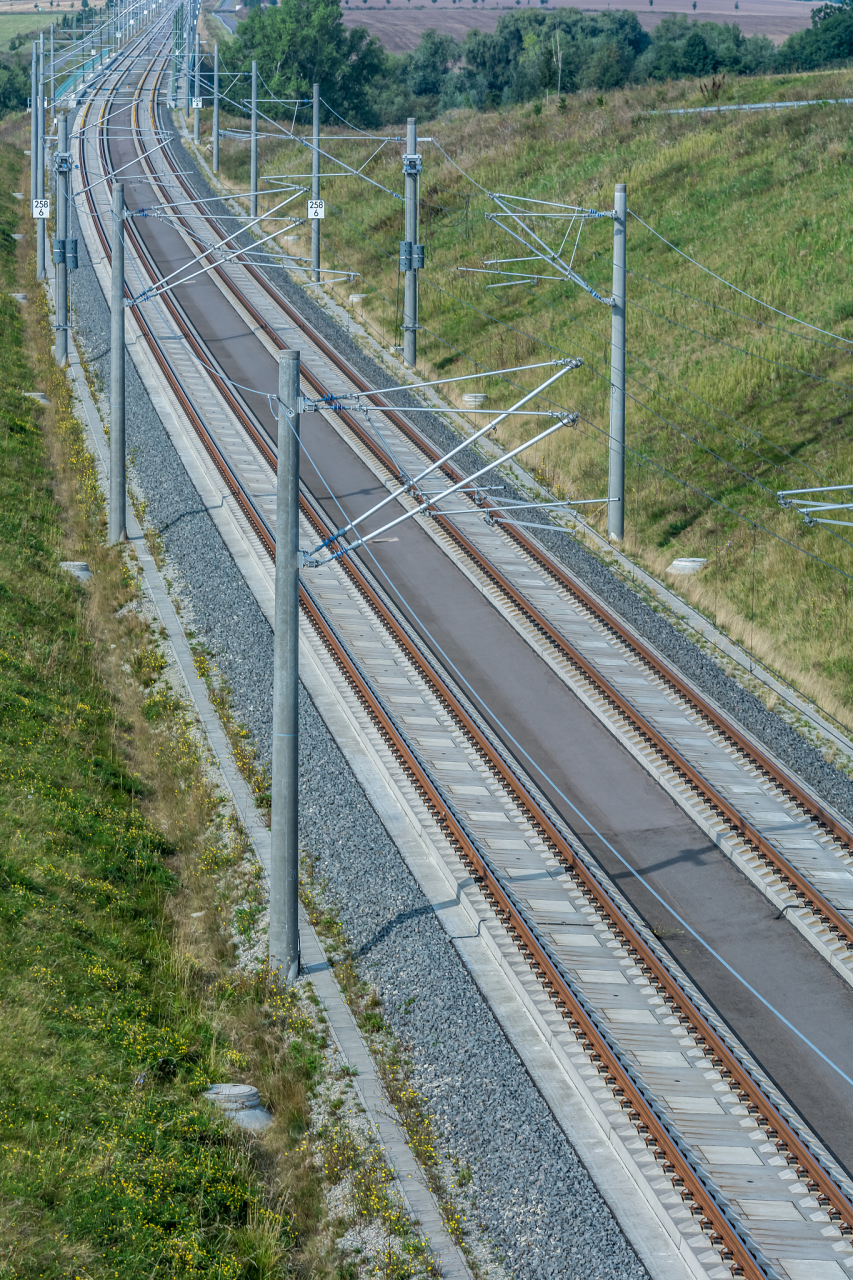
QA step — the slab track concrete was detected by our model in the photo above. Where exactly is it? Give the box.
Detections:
[105,96,853,1182]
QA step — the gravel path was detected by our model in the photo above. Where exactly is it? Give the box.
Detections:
[67,171,650,1280]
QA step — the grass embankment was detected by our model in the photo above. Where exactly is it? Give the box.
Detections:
[0,122,334,1279]
[0,15,61,52]
[201,65,853,730]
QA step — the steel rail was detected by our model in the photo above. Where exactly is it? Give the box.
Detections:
[298,571,768,1280]
[147,114,853,955]
[295,494,853,1264]
[80,43,278,560]
[79,53,853,1277]
[121,53,853,1237]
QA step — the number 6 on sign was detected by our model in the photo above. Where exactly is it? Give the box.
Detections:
[32,199,50,219]
[307,199,325,220]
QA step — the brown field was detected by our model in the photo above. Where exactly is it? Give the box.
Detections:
[341,0,820,51]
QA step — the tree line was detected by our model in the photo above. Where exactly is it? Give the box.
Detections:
[0,3,109,115]
[226,0,853,125]
[2,0,851,127]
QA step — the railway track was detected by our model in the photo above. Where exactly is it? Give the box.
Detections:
[128,79,853,986]
[68,34,853,1279]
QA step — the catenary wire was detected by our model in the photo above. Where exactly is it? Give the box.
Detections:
[289,421,853,1093]
[630,207,853,348]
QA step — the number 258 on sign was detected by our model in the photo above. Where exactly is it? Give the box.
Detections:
[32,199,50,219]
[307,200,325,220]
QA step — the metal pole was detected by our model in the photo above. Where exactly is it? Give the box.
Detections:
[171,9,177,103]
[30,45,37,208]
[212,42,219,173]
[54,113,68,367]
[250,60,257,219]
[183,5,190,116]
[36,36,45,282]
[403,117,418,369]
[607,182,627,541]
[72,15,77,94]
[311,82,319,282]
[270,349,300,985]
[49,24,54,119]
[193,31,200,142]
[109,182,126,546]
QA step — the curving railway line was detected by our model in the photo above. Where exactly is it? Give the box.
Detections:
[64,25,853,1278]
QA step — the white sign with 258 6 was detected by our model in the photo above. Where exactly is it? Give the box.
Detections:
[32,199,50,219]
[307,200,325,220]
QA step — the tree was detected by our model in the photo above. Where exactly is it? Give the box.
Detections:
[406,29,461,96]
[584,39,631,88]
[0,59,29,116]
[777,0,853,71]
[231,0,386,125]
[682,29,714,75]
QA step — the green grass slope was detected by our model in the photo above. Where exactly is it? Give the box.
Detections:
[0,126,327,1280]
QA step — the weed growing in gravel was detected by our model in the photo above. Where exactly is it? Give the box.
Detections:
[301,857,476,1266]
[319,1120,433,1279]
[192,643,273,813]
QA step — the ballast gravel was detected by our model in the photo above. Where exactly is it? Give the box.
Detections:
[300,727,649,1280]
[64,109,853,1279]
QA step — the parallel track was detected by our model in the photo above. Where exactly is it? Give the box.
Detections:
[131,97,853,960]
[70,36,853,1280]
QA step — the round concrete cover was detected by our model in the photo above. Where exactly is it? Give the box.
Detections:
[203,1083,261,1112]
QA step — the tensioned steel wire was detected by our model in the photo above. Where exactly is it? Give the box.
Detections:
[92,54,853,1124]
[287,412,853,1098]
[303,188,820,472]
[128,35,853,582]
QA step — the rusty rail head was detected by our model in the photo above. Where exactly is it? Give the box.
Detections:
[178,231,853,953]
[125,66,853,1232]
[294,497,853,1245]
[297,577,769,1280]
[427,518,853,951]
[78,64,853,1279]
[204,241,853,870]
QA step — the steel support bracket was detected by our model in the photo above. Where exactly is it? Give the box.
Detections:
[402,152,422,176]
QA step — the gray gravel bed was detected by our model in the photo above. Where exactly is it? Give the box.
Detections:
[68,175,648,1280]
[302,722,649,1280]
[165,116,853,826]
[62,106,849,1277]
